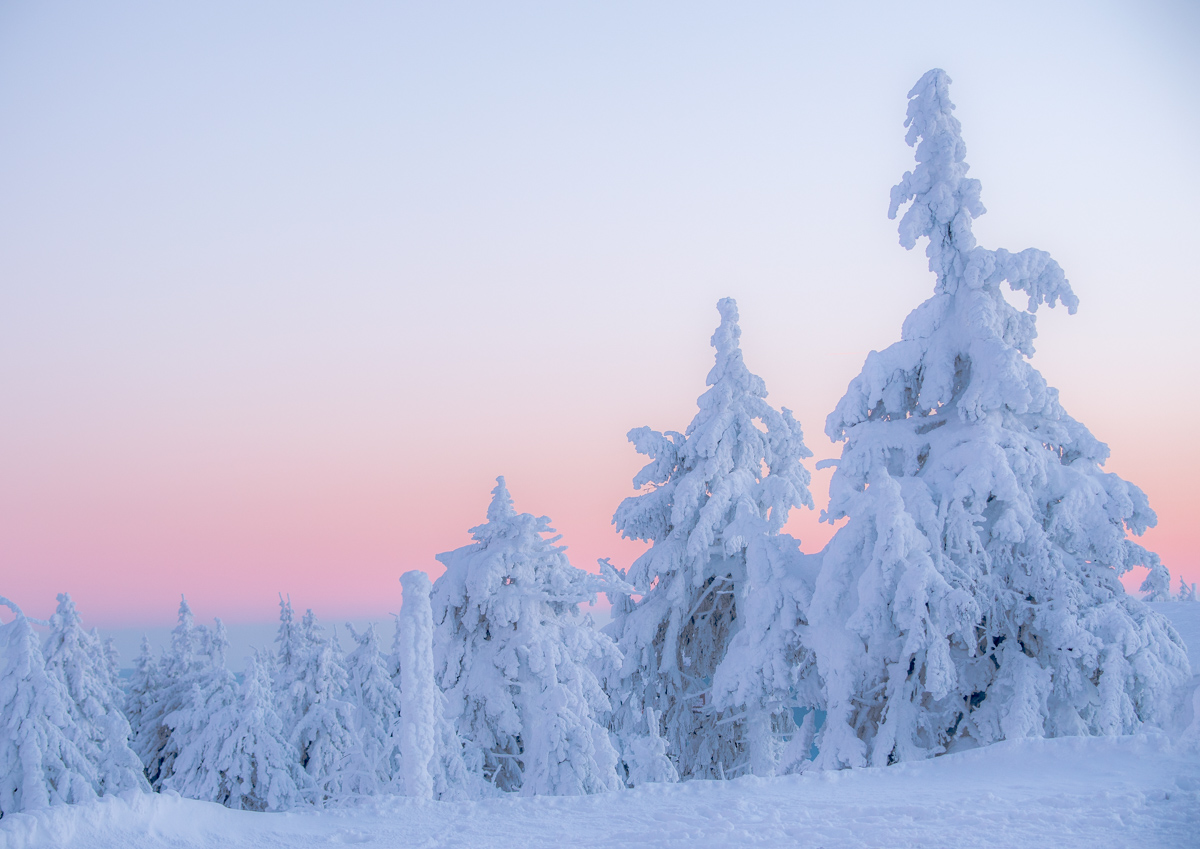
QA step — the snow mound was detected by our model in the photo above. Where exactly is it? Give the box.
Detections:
[3,733,1196,849]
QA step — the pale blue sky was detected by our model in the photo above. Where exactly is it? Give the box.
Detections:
[1,2,1197,625]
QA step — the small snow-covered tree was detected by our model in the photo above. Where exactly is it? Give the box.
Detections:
[399,569,470,800]
[43,593,147,796]
[161,619,242,802]
[164,642,309,812]
[807,69,1190,768]
[605,298,814,779]
[129,596,211,789]
[343,623,403,792]
[287,610,365,803]
[273,596,306,726]
[0,598,96,816]
[432,478,623,796]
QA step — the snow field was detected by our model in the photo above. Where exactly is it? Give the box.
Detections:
[2,733,1196,849]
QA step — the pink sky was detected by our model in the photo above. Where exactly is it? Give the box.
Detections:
[1,3,1197,626]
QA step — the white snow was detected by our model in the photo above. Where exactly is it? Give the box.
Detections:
[2,733,1195,848]
[1151,603,1200,671]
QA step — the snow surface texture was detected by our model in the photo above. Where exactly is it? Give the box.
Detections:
[2,734,1195,849]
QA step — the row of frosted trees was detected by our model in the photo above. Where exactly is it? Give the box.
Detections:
[1,69,1191,817]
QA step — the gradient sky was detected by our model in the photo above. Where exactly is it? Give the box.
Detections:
[1,1,1197,629]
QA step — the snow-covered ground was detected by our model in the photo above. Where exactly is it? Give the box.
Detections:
[2,732,1195,848]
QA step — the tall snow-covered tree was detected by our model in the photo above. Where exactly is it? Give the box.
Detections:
[605,298,814,779]
[398,569,470,800]
[43,593,148,796]
[432,477,623,796]
[0,598,96,816]
[807,69,1190,768]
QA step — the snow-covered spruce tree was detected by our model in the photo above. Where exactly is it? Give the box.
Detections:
[432,477,623,796]
[43,593,148,796]
[0,597,96,816]
[807,69,1190,768]
[398,569,470,800]
[272,595,304,723]
[286,609,366,803]
[605,298,814,780]
[165,642,309,812]
[343,623,403,792]
[161,619,241,801]
[129,596,212,789]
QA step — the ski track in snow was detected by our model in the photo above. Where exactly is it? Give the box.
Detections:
[3,734,1197,849]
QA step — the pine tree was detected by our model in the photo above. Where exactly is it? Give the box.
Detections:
[129,596,211,789]
[807,69,1190,768]
[605,298,814,779]
[288,609,365,803]
[0,598,96,816]
[161,619,242,802]
[43,593,148,795]
[273,595,305,724]
[164,639,310,811]
[343,623,403,792]
[432,478,623,796]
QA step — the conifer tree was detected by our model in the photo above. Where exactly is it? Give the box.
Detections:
[161,619,241,801]
[43,593,148,795]
[343,623,403,792]
[129,596,211,789]
[605,298,814,779]
[432,478,623,796]
[807,69,1190,768]
[0,598,96,816]
[287,609,365,803]
[164,643,309,811]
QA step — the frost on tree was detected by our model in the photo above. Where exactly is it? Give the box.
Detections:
[285,609,366,803]
[808,69,1190,768]
[43,594,148,796]
[0,598,96,816]
[605,298,814,779]
[161,619,241,802]
[432,477,623,796]
[128,596,214,789]
[343,623,404,793]
[399,569,469,800]
[165,642,309,812]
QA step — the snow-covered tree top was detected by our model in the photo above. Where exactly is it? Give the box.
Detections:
[888,68,1077,315]
[485,476,517,525]
[437,476,607,618]
[615,298,812,569]
[828,70,1089,442]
